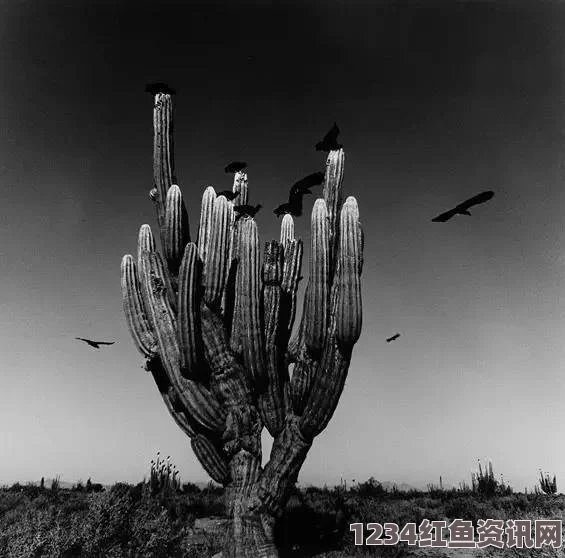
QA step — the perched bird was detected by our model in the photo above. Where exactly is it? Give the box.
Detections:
[225,161,247,174]
[75,337,116,349]
[431,191,495,222]
[216,190,240,201]
[315,122,342,152]
[144,82,176,95]
[386,333,400,343]
[289,171,325,196]
[234,204,262,221]
[274,189,310,218]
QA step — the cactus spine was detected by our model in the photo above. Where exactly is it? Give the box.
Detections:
[121,86,363,558]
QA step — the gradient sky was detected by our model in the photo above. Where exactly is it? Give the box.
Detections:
[1,0,565,492]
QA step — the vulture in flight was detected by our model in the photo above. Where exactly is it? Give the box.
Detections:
[274,171,324,217]
[386,333,400,343]
[432,191,495,222]
[75,337,116,349]
[315,122,342,152]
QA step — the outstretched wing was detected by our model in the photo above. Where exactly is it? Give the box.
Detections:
[431,208,457,222]
[457,190,494,211]
[94,341,115,346]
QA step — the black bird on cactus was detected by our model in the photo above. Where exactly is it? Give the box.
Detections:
[234,204,262,221]
[75,337,116,349]
[216,190,240,201]
[225,161,247,174]
[431,190,495,222]
[144,82,176,95]
[386,333,400,343]
[315,122,342,152]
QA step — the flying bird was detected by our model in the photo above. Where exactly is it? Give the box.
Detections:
[225,161,247,174]
[144,82,176,95]
[315,122,342,152]
[386,333,400,343]
[431,191,495,222]
[216,190,240,201]
[234,204,262,221]
[274,171,324,218]
[289,171,325,196]
[75,337,116,349]
[274,189,311,218]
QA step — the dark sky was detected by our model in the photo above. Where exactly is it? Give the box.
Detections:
[2,0,565,490]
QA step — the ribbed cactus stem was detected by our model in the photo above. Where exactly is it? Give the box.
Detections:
[335,197,362,348]
[121,255,157,358]
[140,250,225,433]
[234,218,266,386]
[203,195,232,308]
[305,199,330,354]
[322,148,345,272]
[197,186,216,263]
[280,214,294,248]
[233,171,248,205]
[152,92,176,231]
[280,239,303,339]
[137,224,156,270]
[191,435,230,485]
[260,241,285,434]
[164,184,190,276]
[177,243,202,379]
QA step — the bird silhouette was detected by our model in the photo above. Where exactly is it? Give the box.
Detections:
[234,204,262,221]
[144,82,176,95]
[216,190,240,201]
[274,189,311,218]
[386,333,400,343]
[273,172,324,218]
[225,161,247,174]
[315,122,342,152]
[431,191,495,222]
[289,171,325,196]
[75,337,116,349]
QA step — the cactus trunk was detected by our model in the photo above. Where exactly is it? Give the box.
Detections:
[121,87,363,557]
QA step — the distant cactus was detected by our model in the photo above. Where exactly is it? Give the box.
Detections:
[539,469,558,495]
[121,86,364,557]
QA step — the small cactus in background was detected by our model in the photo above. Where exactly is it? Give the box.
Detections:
[147,452,181,496]
[539,469,558,495]
[121,85,364,557]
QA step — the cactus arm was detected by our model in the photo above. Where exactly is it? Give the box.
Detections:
[191,434,231,485]
[322,148,345,273]
[304,199,330,354]
[232,218,267,389]
[335,197,362,348]
[280,238,303,344]
[146,354,230,485]
[202,195,232,309]
[233,171,248,206]
[121,255,158,358]
[197,186,216,263]
[140,250,226,433]
[259,241,285,435]
[299,197,363,438]
[177,242,204,380]
[151,91,176,244]
[164,184,190,278]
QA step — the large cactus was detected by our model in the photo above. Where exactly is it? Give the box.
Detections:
[121,86,363,558]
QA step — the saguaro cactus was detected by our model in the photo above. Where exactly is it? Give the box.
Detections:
[121,86,364,558]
